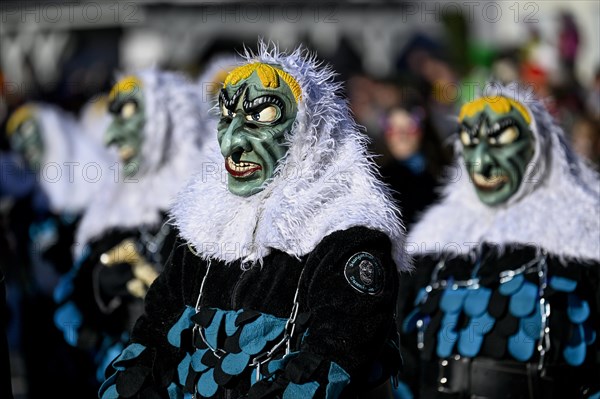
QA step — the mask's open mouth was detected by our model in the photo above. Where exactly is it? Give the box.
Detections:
[471,172,508,191]
[225,150,262,178]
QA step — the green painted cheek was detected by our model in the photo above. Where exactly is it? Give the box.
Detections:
[223,127,290,197]
[465,138,534,206]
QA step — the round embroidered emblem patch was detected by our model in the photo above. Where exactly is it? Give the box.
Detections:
[344,252,384,295]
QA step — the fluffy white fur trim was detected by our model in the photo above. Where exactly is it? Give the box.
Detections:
[33,104,114,214]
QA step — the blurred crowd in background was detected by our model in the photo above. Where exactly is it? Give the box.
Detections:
[0,1,599,397]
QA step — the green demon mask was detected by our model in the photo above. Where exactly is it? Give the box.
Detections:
[458,96,535,206]
[217,63,301,197]
[7,105,45,170]
[105,76,145,176]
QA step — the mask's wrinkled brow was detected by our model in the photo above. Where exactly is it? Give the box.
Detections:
[220,83,247,110]
[242,93,285,114]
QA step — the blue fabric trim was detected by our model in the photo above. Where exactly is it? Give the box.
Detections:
[393,380,414,399]
[53,270,75,303]
[509,281,538,318]
[563,324,586,366]
[584,323,597,345]
[463,287,492,317]
[470,311,495,335]
[414,287,427,306]
[499,274,524,296]
[167,382,184,399]
[54,302,82,346]
[197,368,219,397]
[326,362,351,398]
[204,309,225,349]
[458,329,484,357]
[190,348,209,373]
[97,341,125,382]
[221,351,251,376]
[168,306,196,348]
[567,294,590,324]
[225,309,242,336]
[283,381,320,398]
[113,343,146,370]
[437,312,459,358]
[440,287,468,313]
[521,303,542,340]
[549,276,577,292]
[238,314,286,355]
[98,372,118,399]
[589,391,600,399]
[507,328,535,361]
[402,308,422,334]
[99,383,119,399]
[178,353,192,386]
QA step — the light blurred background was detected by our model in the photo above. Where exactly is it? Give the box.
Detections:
[1,1,599,397]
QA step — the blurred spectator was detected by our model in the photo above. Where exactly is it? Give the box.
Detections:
[379,93,451,230]
[558,10,581,84]
[571,115,600,168]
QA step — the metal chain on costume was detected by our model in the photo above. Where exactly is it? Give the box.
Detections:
[248,266,306,383]
[188,247,307,390]
[535,252,550,373]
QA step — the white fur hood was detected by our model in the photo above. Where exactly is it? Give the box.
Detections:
[32,103,113,214]
[408,83,600,264]
[172,43,408,271]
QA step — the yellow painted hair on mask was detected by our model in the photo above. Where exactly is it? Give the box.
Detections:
[223,62,302,103]
[6,104,36,137]
[109,76,143,101]
[459,96,532,125]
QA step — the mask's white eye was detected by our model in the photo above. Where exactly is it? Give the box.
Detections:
[245,105,279,123]
[121,101,137,119]
[221,104,235,118]
[460,130,472,146]
[495,126,520,145]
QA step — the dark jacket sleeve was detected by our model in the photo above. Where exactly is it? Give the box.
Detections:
[247,227,401,398]
[98,238,194,398]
